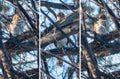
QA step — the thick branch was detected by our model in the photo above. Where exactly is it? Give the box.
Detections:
[41,1,78,10]
[41,22,79,48]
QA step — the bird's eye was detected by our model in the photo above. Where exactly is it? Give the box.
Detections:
[98,14,106,20]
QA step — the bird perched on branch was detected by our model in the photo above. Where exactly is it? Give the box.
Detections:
[53,12,67,67]
[94,13,108,35]
[93,13,108,43]
[7,14,20,36]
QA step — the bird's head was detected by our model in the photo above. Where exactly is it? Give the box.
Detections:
[98,13,107,20]
[56,12,65,21]
[12,14,20,22]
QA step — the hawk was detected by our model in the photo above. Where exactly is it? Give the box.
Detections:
[8,14,20,36]
[93,13,108,43]
[54,12,67,67]
[93,13,108,35]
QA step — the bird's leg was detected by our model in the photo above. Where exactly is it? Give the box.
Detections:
[53,27,56,35]
[10,34,21,48]
[61,46,65,54]
[94,33,109,49]
[9,33,12,38]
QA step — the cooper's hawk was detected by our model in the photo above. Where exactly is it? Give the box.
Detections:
[54,12,67,67]
[8,14,20,36]
[93,13,108,43]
